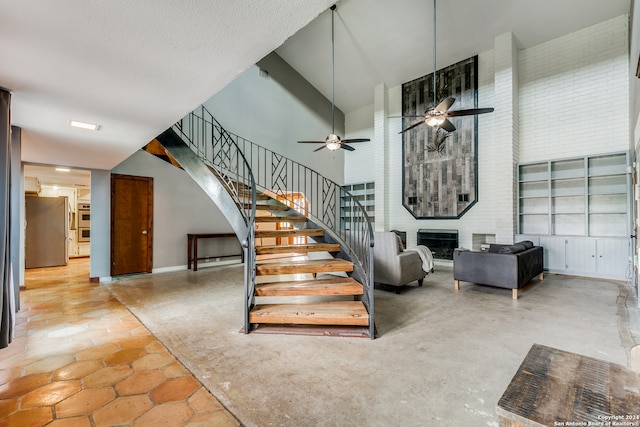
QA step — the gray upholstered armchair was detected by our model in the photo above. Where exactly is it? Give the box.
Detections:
[373,232,427,293]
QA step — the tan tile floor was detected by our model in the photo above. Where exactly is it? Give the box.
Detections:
[0,258,240,427]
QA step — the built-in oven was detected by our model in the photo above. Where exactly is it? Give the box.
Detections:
[78,203,90,242]
[78,203,90,228]
[78,227,90,242]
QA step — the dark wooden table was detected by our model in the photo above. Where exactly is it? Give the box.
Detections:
[497,344,640,427]
[187,233,239,271]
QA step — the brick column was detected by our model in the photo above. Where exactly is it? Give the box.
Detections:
[374,83,389,231]
[493,32,519,243]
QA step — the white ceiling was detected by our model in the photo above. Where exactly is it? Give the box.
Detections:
[24,164,91,188]
[277,0,632,113]
[2,0,632,187]
[1,0,334,173]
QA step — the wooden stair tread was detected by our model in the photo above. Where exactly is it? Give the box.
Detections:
[245,203,290,211]
[239,194,270,201]
[255,229,324,238]
[254,216,307,223]
[249,301,369,326]
[256,258,353,275]
[255,278,363,296]
[256,243,340,255]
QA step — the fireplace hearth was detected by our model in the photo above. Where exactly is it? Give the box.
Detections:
[417,229,459,260]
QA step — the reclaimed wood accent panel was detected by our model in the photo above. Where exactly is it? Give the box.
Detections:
[402,56,478,218]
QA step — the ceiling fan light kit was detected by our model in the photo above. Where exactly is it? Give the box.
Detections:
[296,4,370,153]
[425,116,445,127]
[325,134,342,151]
[395,0,494,135]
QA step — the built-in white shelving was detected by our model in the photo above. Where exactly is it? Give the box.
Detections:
[517,152,630,280]
[341,182,375,230]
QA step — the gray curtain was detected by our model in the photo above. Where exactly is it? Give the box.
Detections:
[0,88,15,348]
[10,126,20,311]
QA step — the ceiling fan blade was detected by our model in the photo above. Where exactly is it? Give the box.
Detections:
[342,138,370,143]
[445,108,495,117]
[399,120,425,134]
[313,145,326,152]
[439,118,456,132]
[435,97,455,112]
[298,140,327,144]
[341,144,356,151]
[388,115,426,119]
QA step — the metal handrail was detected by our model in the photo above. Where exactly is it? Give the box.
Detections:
[172,110,257,333]
[173,105,375,337]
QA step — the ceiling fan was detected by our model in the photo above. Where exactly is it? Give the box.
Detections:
[395,0,494,134]
[297,5,370,152]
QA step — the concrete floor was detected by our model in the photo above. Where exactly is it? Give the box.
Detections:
[109,263,640,427]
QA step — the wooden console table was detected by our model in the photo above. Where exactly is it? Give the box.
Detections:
[187,233,240,271]
[497,344,640,426]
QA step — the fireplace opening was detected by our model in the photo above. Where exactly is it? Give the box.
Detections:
[417,229,458,260]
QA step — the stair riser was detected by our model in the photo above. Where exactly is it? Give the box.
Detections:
[248,316,368,326]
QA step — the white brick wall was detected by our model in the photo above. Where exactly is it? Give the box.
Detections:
[344,103,375,184]
[492,32,519,243]
[519,15,629,161]
[344,15,629,249]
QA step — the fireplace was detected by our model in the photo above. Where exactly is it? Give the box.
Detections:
[417,229,458,260]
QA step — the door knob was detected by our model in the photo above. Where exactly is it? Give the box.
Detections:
[142,230,148,235]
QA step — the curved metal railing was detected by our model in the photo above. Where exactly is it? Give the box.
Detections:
[173,105,375,337]
[172,110,256,333]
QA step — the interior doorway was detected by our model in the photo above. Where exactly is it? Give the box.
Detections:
[111,174,153,276]
[21,164,92,289]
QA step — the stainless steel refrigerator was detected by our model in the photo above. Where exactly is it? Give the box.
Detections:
[25,196,69,268]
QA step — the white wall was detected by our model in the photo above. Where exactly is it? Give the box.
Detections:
[344,103,375,184]
[90,169,111,280]
[203,52,345,183]
[104,53,346,273]
[344,15,629,251]
[519,14,629,161]
[111,150,239,271]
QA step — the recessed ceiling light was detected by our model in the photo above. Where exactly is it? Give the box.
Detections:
[69,120,100,131]
[55,167,70,172]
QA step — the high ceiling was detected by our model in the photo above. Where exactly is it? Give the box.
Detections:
[277,0,632,113]
[2,0,633,186]
[1,0,334,172]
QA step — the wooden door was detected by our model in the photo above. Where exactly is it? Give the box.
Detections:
[111,174,153,275]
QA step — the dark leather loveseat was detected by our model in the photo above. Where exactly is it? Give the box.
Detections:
[453,241,544,299]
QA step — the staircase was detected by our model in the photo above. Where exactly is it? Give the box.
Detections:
[150,105,374,338]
